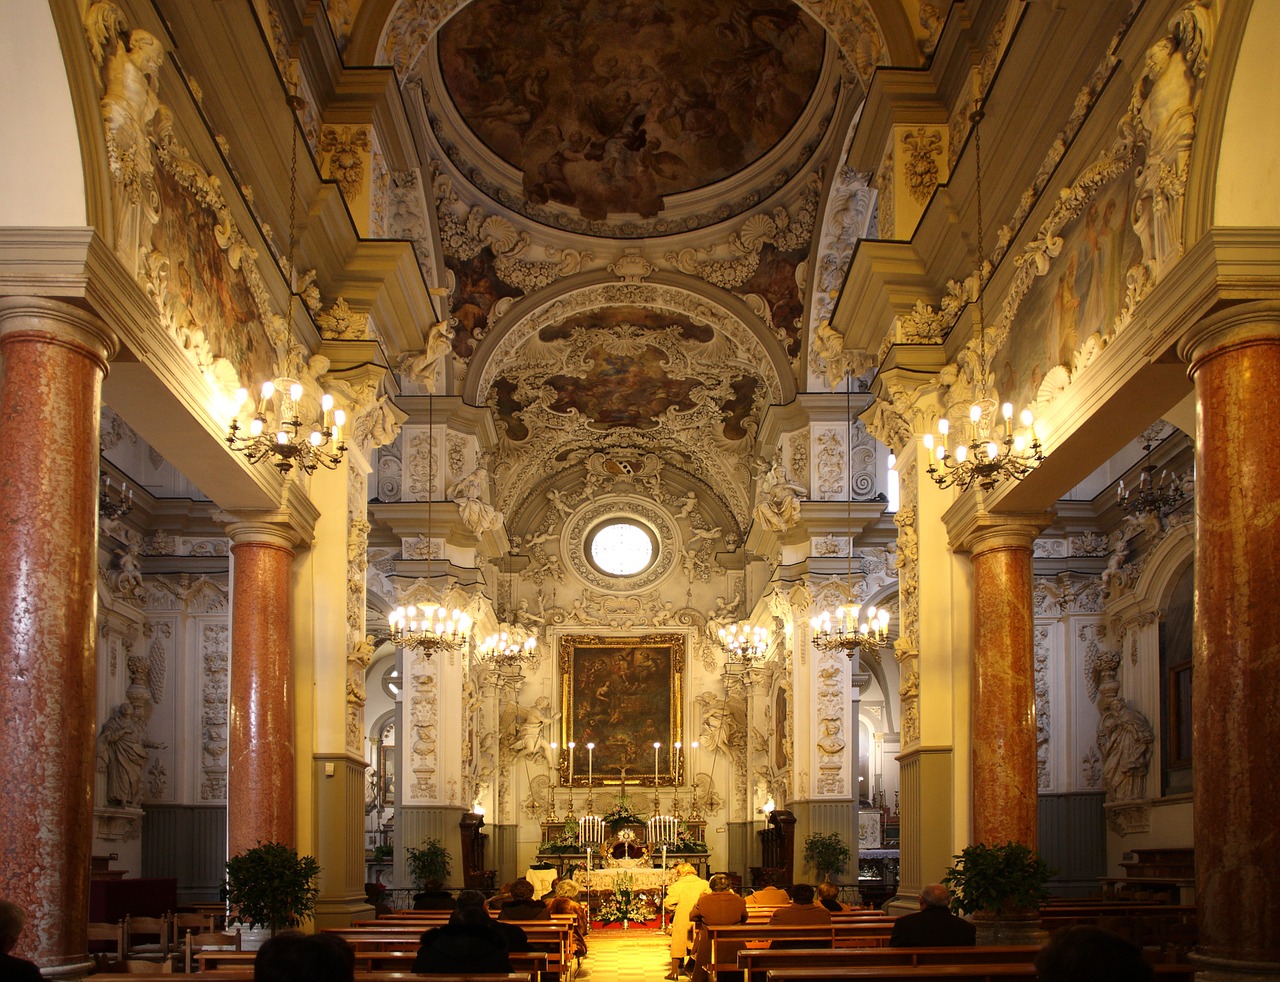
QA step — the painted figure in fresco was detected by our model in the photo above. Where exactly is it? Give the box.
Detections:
[1096,685,1155,801]
[96,702,165,807]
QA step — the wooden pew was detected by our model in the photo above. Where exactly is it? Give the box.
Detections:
[738,946,1040,982]
[95,974,530,982]
[763,966,1196,982]
[703,922,897,979]
[325,920,573,979]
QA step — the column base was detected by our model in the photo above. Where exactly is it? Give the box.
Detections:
[313,897,376,930]
[38,956,95,980]
[1189,951,1280,981]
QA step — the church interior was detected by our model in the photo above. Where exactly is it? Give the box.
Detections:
[2,0,1278,976]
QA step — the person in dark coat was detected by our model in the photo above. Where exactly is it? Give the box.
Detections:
[0,900,42,982]
[1034,925,1153,982]
[888,884,976,947]
[254,931,355,982]
[688,874,748,982]
[497,878,551,921]
[414,905,514,974]
[413,878,456,911]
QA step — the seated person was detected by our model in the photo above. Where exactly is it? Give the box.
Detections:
[545,879,588,959]
[413,878,456,910]
[0,899,42,982]
[768,884,831,948]
[456,889,530,954]
[743,873,790,906]
[1034,925,1153,982]
[497,877,551,921]
[888,884,976,947]
[816,881,847,912]
[688,873,748,982]
[414,905,513,974]
[255,931,355,982]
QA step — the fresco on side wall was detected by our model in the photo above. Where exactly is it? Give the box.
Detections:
[995,169,1142,413]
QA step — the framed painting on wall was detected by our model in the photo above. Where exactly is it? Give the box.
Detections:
[559,634,685,786]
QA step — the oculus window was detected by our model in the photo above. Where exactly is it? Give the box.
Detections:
[586,519,656,577]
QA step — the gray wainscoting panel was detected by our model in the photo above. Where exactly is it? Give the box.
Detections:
[141,804,227,904]
[1038,792,1106,897]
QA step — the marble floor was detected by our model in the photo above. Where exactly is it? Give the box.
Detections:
[576,926,678,982]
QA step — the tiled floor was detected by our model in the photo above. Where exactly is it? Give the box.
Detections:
[577,925,677,982]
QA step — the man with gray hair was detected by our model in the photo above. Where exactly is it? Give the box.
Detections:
[0,899,42,980]
[888,883,976,947]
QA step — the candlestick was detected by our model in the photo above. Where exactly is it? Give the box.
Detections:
[568,741,575,785]
[674,741,682,783]
[654,742,660,787]
[550,742,559,786]
[587,742,594,787]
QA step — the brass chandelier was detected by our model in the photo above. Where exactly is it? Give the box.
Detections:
[227,94,346,476]
[810,372,891,659]
[477,562,538,670]
[717,621,771,664]
[922,107,1043,492]
[1117,428,1188,518]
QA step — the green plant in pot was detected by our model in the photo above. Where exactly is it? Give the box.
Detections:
[225,841,321,935]
[943,840,1054,944]
[803,831,851,882]
[406,837,452,887]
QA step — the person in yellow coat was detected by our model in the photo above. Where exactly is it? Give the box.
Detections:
[663,863,710,979]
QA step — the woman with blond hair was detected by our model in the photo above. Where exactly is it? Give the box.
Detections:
[663,863,709,979]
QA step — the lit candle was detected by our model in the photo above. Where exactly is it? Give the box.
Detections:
[568,742,575,784]
[674,741,682,781]
[587,742,594,787]
[550,742,559,786]
[654,741,661,788]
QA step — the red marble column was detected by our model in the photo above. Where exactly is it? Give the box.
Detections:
[1178,302,1280,977]
[0,297,117,973]
[968,522,1041,847]
[227,522,298,858]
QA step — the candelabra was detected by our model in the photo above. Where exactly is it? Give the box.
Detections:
[98,474,133,521]
[227,379,347,476]
[811,603,891,658]
[388,603,473,656]
[718,622,770,663]
[1118,432,1188,518]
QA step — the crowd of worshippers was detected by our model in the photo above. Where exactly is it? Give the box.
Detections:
[0,879,1153,982]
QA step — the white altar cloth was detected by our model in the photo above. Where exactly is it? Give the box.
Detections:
[582,866,673,891]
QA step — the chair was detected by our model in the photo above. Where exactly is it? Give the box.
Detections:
[87,921,125,969]
[184,929,242,973]
[171,911,214,949]
[121,957,175,973]
[123,913,170,961]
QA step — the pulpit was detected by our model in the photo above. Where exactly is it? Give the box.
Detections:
[458,811,493,890]
[752,808,796,887]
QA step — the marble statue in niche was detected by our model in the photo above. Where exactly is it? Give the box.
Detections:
[96,702,166,807]
[752,456,806,532]
[1096,680,1155,801]
[447,457,504,534]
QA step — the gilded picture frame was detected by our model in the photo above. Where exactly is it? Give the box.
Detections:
[559,633,685,786]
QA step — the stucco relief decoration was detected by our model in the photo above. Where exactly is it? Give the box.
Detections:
[815,428,847,499]
[697,688,747,808]
[1034,626,1050,790]
[84,3,283,411]
[320,125,371,200]
[409,664,440,801]
[901,127,944,204]
[448,456,504,536]
[200,623,229,801]
[405,426,440,501]
[814,654,847,797]
[752,455,806,533]
[316,297,372,341]
[480,286,779,523]
[562,497,678,593]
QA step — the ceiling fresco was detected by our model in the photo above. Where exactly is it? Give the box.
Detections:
[436,0,826,223]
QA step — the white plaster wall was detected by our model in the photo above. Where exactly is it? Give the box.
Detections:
[1214,3,1280,227]
[0,0,87,225]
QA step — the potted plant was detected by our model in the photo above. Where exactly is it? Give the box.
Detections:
[943,840,1054,944]
[406,837,452,887]
[803,831,851,882]
[225,841,321,941]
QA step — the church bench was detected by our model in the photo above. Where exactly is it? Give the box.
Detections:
[326,921,573,978]
[703,922,896,979]
[737,946,1040,982]
[763,966,1196,982]
[93,974,530,982]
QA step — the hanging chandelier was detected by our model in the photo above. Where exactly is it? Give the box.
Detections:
[922,107,1043,493]
[718,622,771,663]
[227,379,346,475]
[390,392,471,657]
[226,93,347,477]
[1118,429,1187,518]
[388,602,473,655]
[477,624,538,667]
[810,370,892,659]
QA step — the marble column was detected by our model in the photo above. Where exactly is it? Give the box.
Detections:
[0,297,117,975]
[967,520,1044,847]
[227,521,298,857]
[1178,301,1280,979]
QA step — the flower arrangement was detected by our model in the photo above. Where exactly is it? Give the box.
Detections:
[539,819,581,853]
[596,872,657,926]
[675,820,708,853]
[601,800,645,831]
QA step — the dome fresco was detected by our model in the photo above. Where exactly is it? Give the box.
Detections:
[437,0,826,221]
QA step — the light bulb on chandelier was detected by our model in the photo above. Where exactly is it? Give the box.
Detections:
[228,378,346,475]
[810,603,890,655]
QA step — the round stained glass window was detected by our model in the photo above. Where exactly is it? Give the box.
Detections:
[586,519,657,577]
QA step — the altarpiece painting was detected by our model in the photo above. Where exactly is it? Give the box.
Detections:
[559,634,685,785]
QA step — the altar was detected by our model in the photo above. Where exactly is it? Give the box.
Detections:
[581,865,673,892]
